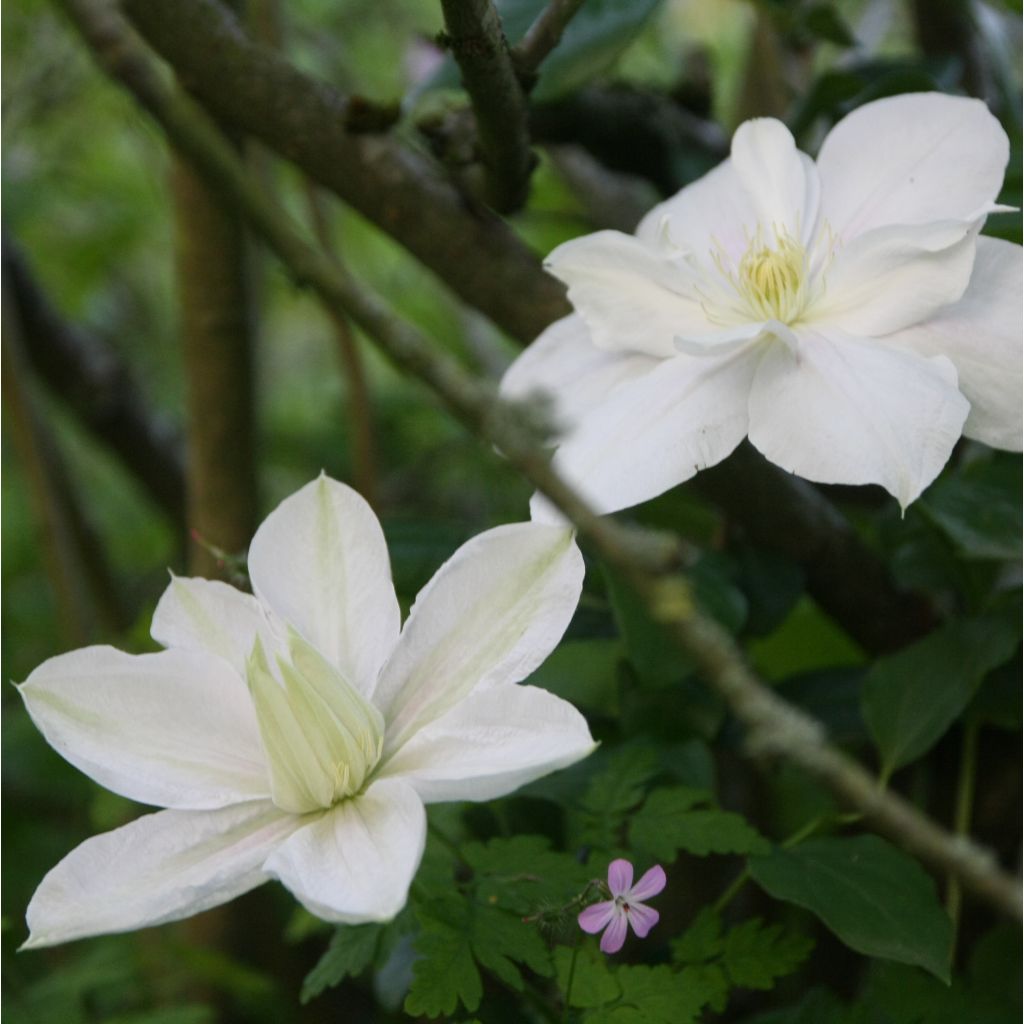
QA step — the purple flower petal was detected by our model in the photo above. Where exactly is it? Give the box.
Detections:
[599,908,629,954]
[578,901,615,934]
[626,901,660,938]
[607,858,634,896]
[629,864,666,902]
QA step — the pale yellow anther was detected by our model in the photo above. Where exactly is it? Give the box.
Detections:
[735,227,808,323]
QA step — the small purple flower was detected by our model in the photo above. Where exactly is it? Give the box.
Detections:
[578,859,667,954]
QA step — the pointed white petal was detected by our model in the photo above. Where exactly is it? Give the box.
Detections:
[374,524,584,754]
[544,348,759,515]
[20,646,268,809]
[730,118,821,243]
[248,475,401,694]
[151,575,278,676]
[544,231,722,357]
[264,778,425,924]
[817,93,1009,240]
[500,314,659,432]
[808,220,980,336]
[379,684,595,803]
[748,330,970,509]
[885,236,1023,451]
[635,159,756,263]
[23,801,298,948]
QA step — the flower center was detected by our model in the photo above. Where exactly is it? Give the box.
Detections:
[247,630,384,814]
[734,227,808,323]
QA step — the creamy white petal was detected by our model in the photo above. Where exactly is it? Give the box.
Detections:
[748,330,970,508]
[544,230,724,357]
[499,314,659,432]
[247,475,401,694]
[20,646,268,810]
[263,778,425,924]
[379,684,595,804]
[374,524,584,755]
[635,159,756,264]
[816,93,1009,240]
[807,219,980,336]
[151,575,278,676]
[23,801,298,948]
[885,236,1023,451]
[544,347,760,515]
[730,118,820,244]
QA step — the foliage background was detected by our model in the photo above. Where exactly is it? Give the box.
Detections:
[2,0,1021,1021]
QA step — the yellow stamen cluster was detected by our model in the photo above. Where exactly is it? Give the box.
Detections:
[735,227,808,323]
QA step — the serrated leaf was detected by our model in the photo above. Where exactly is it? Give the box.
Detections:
[301,922,382,1003]
[749,836,953,982]
[630,788,769,860]
[405,895,552,1018]
[555,946,620,1009]
[861,616,1020,776]
[721,918,814,990]
[671,906,723,964]
[590,964,706,1024]
[571,744,660,851]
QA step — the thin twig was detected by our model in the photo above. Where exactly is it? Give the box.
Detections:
[57,0,1022,922]
[512,0,586,77]
[440,0,535,212]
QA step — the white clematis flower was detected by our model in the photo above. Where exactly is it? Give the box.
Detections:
[19,475,595,948]
[502,92,1022,514]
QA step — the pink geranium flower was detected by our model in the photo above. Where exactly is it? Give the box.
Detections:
[578,858,666,953]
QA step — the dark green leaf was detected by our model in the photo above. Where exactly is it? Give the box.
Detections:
[671,906,724,965]
[861,616,1020,775]
[631,788,769,860]
[804,3,856,46]
[749,836,953,982]
[526,637,622,716]
[300,923,382,1003]
[555,946,620,1009]
[721,918,814,990]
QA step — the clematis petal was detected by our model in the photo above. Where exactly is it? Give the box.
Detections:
[608,859,634,896]
[151,575,278,676]
[626,902,660,939]
[499,314,659,432]
[730,118,820,243]
[378,684,595,803]
[540,347,760,516]
[748,330,970,509]
[23,800,298,948]
[807,219,980,336]
[578,901,616,934]
[544,230,723,357]
[600,911,629,954]
[20,646,268,810]
[247,475,401,694]
[629,864,667,902]
[816,93,1010,240]
[374,524,584,754]
[885,236,1023,451]
[635,159,756,262]
[263,778,426,924]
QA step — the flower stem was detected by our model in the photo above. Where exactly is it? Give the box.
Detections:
[562,943,580,1024]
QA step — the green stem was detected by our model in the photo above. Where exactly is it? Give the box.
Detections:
[947,721,980,955]
[562,943,579,1024]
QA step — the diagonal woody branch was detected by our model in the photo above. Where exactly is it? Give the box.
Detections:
[57,0,1022,922]
[121,0,570,343]
[441,0,534,212]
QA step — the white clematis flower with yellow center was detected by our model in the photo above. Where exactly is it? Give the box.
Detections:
[19,475,595,948]
[502,92,1022,514]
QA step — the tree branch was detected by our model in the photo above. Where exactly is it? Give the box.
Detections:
[512,0,586,77]
[440,0,535,213]
[121,0,569,343]
[57,0,1022,921]
[3,235,186,526]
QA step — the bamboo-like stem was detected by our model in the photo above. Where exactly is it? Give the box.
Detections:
[55,0,1024,922]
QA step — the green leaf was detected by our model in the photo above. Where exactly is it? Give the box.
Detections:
[630,788,769,861]
[803,3,856,46]
[721,918,814,990]
[405,895,552,1018]
[861,616,1020,775]
[749,836,953,982]
[526,637,622,717]
[300,922,383,1003]
[671,906,724,965]
[919,458,1022,561]
[555,946,620,1009]
[589,964,707,1024]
